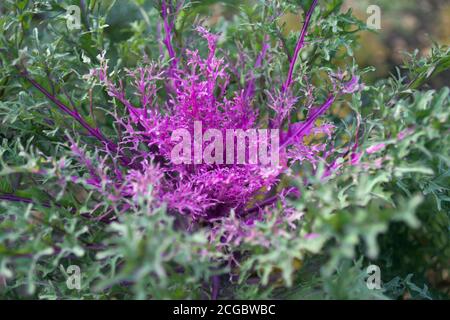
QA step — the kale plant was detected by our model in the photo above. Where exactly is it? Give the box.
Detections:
[0,0,448,299]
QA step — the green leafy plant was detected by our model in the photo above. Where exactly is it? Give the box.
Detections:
[0,0,448,299]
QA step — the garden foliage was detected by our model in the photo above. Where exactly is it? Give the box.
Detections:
[0,0,449,299]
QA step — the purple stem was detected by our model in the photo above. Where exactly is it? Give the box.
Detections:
[280,94,335,150]
[244,36,270,101]
[282,0,319,93]
[161,0,177,67]
[211,275,220,300]
[243,187,298,215]
[24,74,115,151]
[0,193,115,223]
[21,71,140,169]
[0,194,40,205]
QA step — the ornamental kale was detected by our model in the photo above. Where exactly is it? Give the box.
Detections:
[20,0,362,222]
[0,0,448,300]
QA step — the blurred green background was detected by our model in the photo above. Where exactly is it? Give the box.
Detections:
[104,0,449,87]
[343,0,449,87]
[254,0,449,86]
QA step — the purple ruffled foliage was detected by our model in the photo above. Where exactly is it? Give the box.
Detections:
[25,0,363,222]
